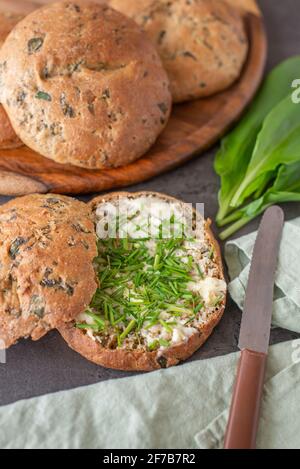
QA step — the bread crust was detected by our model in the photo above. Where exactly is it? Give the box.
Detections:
[59,191,226,371]
[0,11,23,149]
[109,0,248,103]
[0,194,98,349]
[0,1,171,168]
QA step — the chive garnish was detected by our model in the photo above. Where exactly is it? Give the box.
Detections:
[154,254,160,270]
[75,323,100,331]
[77,211,224,350]
[159,319,173,333]
[194,302,204,314]
[120,319,137,341]
[196,264,205,279]
[159,338,170,347]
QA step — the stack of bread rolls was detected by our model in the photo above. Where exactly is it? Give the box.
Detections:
[0,0,248,169]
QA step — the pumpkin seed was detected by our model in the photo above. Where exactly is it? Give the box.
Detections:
[60,93,75,118]
[9,237,27,259]
[35,91,52,101]
[157,102,168,115]
[28,37,44,54]
[29,295,45,318]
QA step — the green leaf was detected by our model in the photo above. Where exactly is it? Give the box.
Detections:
[215,56,300,223]
[220,162,300,239]
[231,95,300,207]
[35,91,52,101]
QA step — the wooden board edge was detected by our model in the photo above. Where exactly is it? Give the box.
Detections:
[0,170,48,196]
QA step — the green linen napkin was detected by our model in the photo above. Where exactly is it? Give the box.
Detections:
[225,217,300,333]
[0,340,299,449]
[1,219,300,449]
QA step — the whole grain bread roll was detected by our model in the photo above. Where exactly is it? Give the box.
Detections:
[59,191,227,371]
[0,194,97,349]
[0,1,171,169]
[108,0,249,103]
[0,11,23,149]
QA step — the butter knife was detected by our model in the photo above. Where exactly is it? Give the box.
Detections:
[224,206,284,449]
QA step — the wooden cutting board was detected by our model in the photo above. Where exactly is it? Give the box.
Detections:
[0,0,267,196]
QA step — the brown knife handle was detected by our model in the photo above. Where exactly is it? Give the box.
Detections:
[224,349,267,449]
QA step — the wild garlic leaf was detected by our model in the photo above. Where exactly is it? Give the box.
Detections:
[215,56,300,223]
[220,162,300,239]
[231,95,300,207]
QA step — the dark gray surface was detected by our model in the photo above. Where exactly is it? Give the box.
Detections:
[0,0,299,406]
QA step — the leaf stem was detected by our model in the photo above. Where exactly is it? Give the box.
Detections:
[217,209,243,227]
[219,215,252,240]
[120,319,137,341]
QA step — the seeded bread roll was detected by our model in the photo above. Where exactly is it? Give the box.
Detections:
[108,0,248,103]
[0,194,97,349]
[0,11,23,149]
[0,1,171,169]
[59,191,227,371]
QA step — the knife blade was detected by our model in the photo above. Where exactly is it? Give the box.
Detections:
[224,206,284,449]
[239,205,284,354]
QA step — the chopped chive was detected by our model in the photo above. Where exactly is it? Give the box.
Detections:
[108,305,115,325]
[164,304,193,315]
[113,315,126,326]
[122,238,129,250]
[196,264,205,279]
[194,302,204,314]
[212,295,223,307]
[159,319,173,333]
[85,312,105,328]
[75,323,100,331]
[82,214,221,347]
[159,338,170,347]
[169,282,178,295]
[120,319,137,340]
[154,254,160,270]
[148,340,160,351]
[117,333,122,348]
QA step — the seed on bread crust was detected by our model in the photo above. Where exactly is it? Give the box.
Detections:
[0,1,171,168]
[0,194,97,349]
[59,191,227,371]
[108,0,249,103]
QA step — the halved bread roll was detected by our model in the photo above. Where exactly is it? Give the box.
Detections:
[0,194,97,349]
[59,192,226,371]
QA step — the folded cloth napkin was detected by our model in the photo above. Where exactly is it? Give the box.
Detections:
[0,340,299,449]
[0,219,300,449]
[225,217,300,333]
